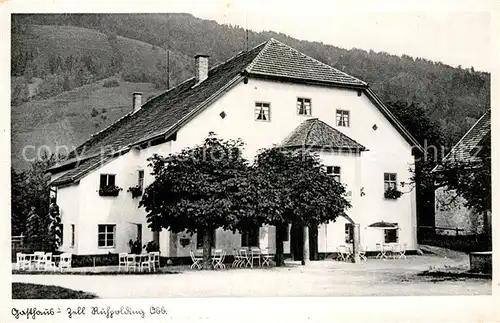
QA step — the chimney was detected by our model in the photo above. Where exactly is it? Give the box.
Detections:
[132,92,142,114]
[194,54,209,84]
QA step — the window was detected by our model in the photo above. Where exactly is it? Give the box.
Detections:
[196,227,216,248]
[70,224,75,248]
[345,223,354,243]
[384,173,397,190]
[326,166,341,182]
[98,224,116,248]
[336,110,350,127]
[255,102,271,121]
[297,98,312,116]
[384,228,398,243]
[241,227,260,247]
[99,174,116,189]
[138,170,144,191]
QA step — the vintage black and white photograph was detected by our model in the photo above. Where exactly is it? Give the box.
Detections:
[5,1,493,307]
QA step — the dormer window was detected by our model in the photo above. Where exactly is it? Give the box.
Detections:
[297,98,311,116]
[255,102,271,121]
[336,110,350,127]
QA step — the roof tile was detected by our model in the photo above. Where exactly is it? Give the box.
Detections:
[281,118,366,150]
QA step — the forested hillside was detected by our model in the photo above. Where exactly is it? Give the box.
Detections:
[11,13,490,170]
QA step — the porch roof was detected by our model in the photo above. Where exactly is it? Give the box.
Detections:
[281,118,366,151]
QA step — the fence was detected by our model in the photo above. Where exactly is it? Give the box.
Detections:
[418,225,464,237]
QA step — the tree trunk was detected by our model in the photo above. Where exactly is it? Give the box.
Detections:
[202,227,212,270]
[302,226,310,266]
[274,224,285,267]
[352,223,360,263]
[153,231,160,245]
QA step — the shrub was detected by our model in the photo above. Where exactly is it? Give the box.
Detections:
[71,253,119,267]
[102,79,120,88]
[90,107,99,117]
[128,239,142,254]
[144,241,159,253]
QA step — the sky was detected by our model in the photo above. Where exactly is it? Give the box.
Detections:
[187,1,493,72]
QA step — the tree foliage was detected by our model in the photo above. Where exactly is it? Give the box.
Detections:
[48,199,63,251]
[252,147,351,265]
[11,154,57,240]
[434,134,491,234]
[140,134,255,268]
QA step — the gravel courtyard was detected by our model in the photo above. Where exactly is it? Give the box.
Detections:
[12,251,491,298]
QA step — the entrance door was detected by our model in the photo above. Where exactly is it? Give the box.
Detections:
[290,223,318,261]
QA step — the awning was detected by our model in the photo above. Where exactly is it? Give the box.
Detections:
[366,221,398,229]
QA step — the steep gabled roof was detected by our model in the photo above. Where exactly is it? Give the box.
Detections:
[245,38,366,87]
[281,118,366,151]
[432,109,490,172]
[48,38,421,186]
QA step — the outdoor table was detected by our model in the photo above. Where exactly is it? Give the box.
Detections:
[381,243,400,259]
[24,253,43,270]
[130,254,150,272]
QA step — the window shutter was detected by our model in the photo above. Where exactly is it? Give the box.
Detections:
[108,175,115,187]
[100,174,107,188]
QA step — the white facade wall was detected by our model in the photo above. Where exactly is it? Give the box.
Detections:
[54,76,417,256]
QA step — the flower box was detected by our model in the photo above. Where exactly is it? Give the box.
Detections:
[98,185,122,197]
[127,185,143,198]
[384,187,403,200]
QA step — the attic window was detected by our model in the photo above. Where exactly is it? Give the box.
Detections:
[255,102,270,121]
[297,98,312,116]
[219,111,226,119]
[336,110,350,127]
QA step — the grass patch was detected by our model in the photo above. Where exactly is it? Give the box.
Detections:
[418,270,491,280]
[12,283,97,299]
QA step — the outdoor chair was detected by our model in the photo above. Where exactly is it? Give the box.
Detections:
[126,254,139,272]
[375,243,386,259]
[33,251,45,270]
[394,243,407,259]
[239,249,251,268]
[149,252,160,271]
[261,248,273,267]
[212,249,226,270]
[250,247,261,268]
[359,246,368,261]
[232,249,242,268]
[336,245,350,262]
[42,252,57,271]
[190,251,202,270]
[58,253,72,272]
[141,254,153,272]
[118,253,128,271]
[16,253,30,270]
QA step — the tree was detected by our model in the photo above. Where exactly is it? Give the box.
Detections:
[140,133,255,269]
[435,133,491,236]
[48,198,63,251]
[252,147,351,266]
[26,206,49,250]
[11,154,60,244]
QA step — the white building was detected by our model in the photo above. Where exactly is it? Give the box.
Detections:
[48,39,422,259]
